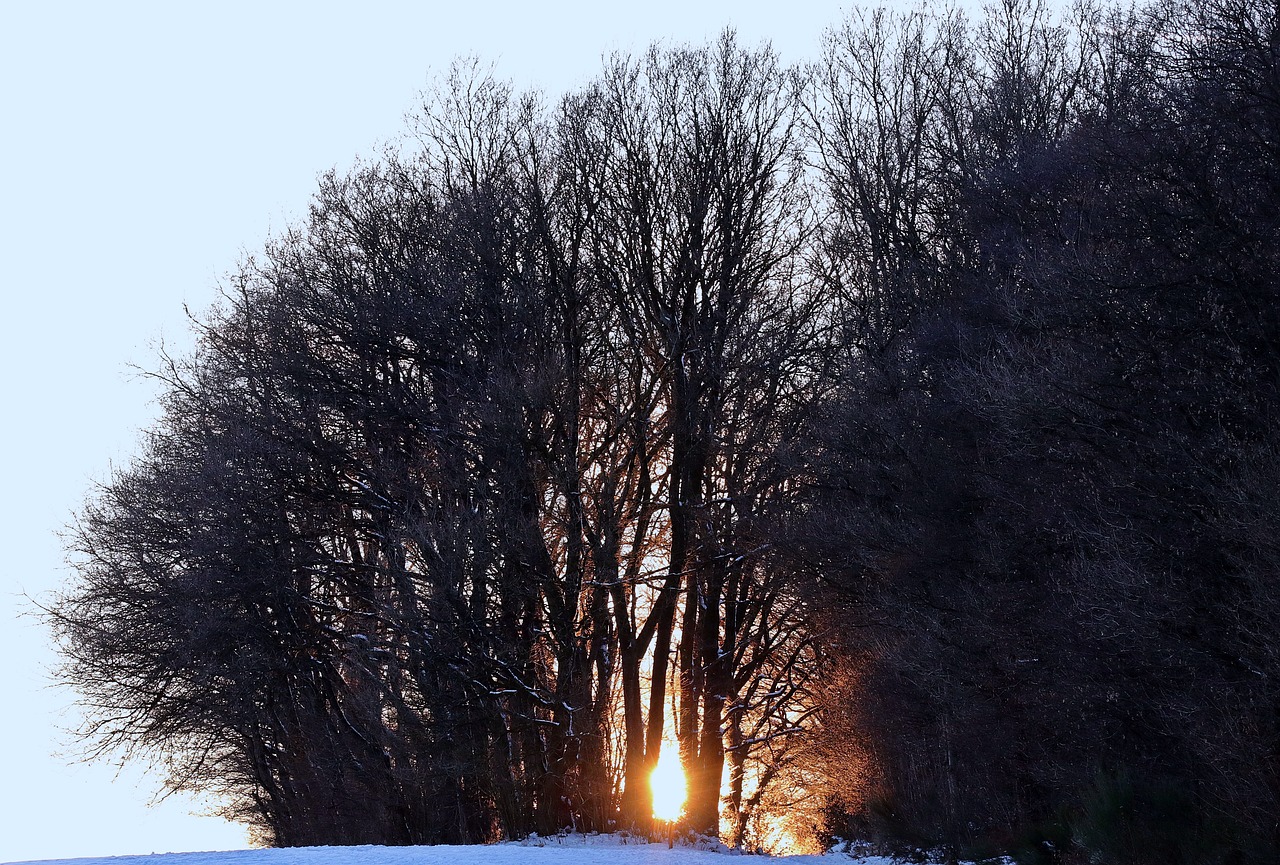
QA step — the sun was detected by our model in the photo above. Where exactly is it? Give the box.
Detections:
[650,742,687,823]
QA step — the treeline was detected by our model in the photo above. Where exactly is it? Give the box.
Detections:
[56,34,822,849]
[52,1,1280,862]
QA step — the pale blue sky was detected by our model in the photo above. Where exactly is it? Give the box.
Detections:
[0,1,933,861]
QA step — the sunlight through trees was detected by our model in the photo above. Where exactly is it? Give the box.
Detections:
[48,2,1280,861]
[650,743,687,823]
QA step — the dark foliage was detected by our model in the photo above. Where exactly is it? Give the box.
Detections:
[50,1,1280,861]
[792,1,1280,861]
[52,42,820,847]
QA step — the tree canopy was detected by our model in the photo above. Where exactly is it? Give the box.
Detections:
[52,2,1280,861]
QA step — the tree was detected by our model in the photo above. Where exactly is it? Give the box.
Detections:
[789,0,1280,858]
[560,33,825,834]
[52,4,1280,859]
[53,39,825,846]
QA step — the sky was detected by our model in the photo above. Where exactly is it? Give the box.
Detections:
[0,1,912,862]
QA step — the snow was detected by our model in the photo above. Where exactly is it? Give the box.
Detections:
[0,834,910,865]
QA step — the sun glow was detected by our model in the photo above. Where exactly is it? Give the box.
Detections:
[650,743,686,823]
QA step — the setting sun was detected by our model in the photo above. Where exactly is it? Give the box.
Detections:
[650,743,687,822]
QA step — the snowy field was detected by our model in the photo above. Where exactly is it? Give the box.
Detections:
[1,834,923,865]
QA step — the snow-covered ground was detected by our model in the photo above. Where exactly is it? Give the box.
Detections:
[1,834,916,865]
